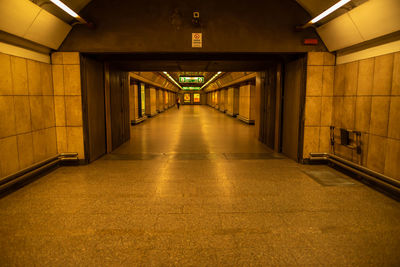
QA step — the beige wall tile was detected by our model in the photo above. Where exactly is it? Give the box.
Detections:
[307,52,324,66]
[319,126,331,153]
[335,143,353,161]
[355,96,372,133]
[0,136,19,177]
[45,127,57,158]
[40,63,53,95]
[64,65,81,95]
[31,128,57,162]
[17,133,34,169]
[323,53,335,66]
[332,97,343,128]
[27,60,42,95]
[32,129,47,162]
[62,52,80,65]
[250,84,256,120]
[129,84,135,119]
[54,96,66,126]
[388,97,400,140]
[150,88,157,114]
[43,96,55,128]
[392,52,400,95]
[357,58,374,96]
[145,87,151,115]
[344,62,358,96]
[56,127,67,153]
[29,96,44,131]
[51,52,63,65]
[239,85,250,118]
[360,133,369,166]
[52,65,64,95]
[0,53,13,95]
[322,66,334,96]
[240,84,250,96]
[367,134,387,173]
[14,96,32,134]
[373,53,394,96]
[369,96,390,136]
[67,126,85,159]
[239,96,250,118]
[334,64,345,96]
[304,97,321,126]
[321,97,333,126]
[342,97,356,129]
[65,96,83,126]
[306,66,323,96]
[384,138,400,180]
[11,56,28,95]
[0,96,16,138]
[303,126,320,158]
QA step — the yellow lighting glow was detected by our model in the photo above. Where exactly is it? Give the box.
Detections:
[50,0,79,18]
[163,72,182,89]
[310,0,351,23]
[201,72,222,90]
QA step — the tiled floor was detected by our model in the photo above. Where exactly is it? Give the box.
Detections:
[0,105,399,266]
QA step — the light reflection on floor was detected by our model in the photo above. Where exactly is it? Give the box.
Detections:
[0,105,399,266]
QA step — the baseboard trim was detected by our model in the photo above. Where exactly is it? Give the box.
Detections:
[226,111,237,117]
[131,116,147,125]
[237,115,255,124]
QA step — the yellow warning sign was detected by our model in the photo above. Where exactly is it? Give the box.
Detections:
[192,33,202,48]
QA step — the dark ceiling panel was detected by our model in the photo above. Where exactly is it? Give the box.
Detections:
[88,53,304,72]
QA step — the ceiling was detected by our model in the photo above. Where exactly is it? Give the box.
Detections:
[33,0,348,25]
[3,0,398,57]
[26,0,370,52]
[30,0,92,23]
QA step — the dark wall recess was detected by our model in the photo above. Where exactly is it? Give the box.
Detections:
[281,55,307,162]
[109,68,130,150]
[81,55,107,162]
[259,65,278,149]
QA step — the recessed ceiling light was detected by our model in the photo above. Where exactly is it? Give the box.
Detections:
[310,0,351,24]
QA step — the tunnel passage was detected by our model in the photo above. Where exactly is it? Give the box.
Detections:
[2,50,399,197]
[1,0,400,265]
[76,52,310,164]
[1,58,400,265]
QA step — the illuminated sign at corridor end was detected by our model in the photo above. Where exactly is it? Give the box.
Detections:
[179,76,204,83]
[182,87,201,90]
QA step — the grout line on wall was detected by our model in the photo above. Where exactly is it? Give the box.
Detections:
[9,55,22,171]
[353,60,360,132]
[0,126,59,140]
[26,58,36,168]
[366,58,376,141]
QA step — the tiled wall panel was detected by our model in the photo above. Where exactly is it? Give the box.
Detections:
[329,51,400,180]
[0,52,58,178]
[51,52,85,160]
[303,52,335,158]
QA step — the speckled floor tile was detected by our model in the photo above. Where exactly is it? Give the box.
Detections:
[0,106,399,266]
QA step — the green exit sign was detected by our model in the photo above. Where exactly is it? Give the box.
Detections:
[179,76,204,83]
[182,87,201,90]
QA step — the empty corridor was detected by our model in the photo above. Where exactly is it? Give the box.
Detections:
[1,105,399,266]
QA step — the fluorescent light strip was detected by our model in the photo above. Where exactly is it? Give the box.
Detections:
[310,0,351,23]
[50,0,79,17]
[163,72,182,89]
[201,71,222,90]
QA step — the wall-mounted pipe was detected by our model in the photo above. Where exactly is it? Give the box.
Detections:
[309,152,400,195]
[0,153,78,193]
